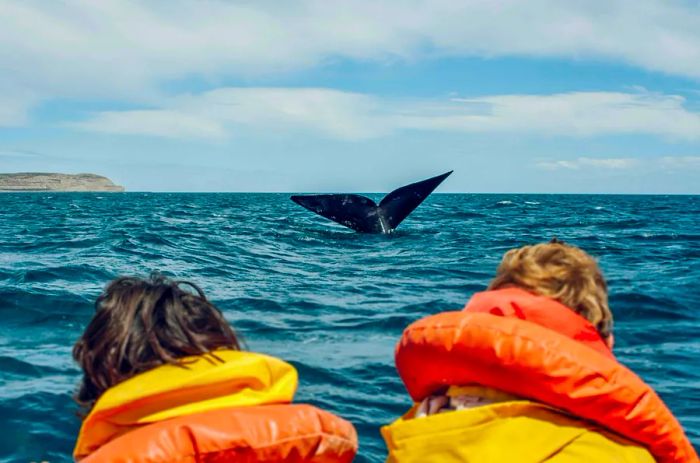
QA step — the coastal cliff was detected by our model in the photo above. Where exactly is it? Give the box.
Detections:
[0,173,124,192]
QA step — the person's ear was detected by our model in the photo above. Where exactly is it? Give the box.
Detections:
[605,334,615,350]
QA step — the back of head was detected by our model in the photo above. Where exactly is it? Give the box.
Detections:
[73,273,240,413]
[488,240,612,338]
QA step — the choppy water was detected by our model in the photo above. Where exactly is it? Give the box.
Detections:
[0,193,698,462]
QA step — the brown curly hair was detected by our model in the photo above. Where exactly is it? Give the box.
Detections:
[73,273,241,413]
[488,239,613,338]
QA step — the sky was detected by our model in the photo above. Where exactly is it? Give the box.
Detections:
[1,0,699,193]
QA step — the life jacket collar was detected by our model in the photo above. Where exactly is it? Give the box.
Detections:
[74,350,297,459]
[464,287,613,358]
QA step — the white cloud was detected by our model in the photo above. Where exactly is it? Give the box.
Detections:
[1,0,700,122]
[0,148,45,159]
[538,155,700,171]
[537,157,638,170]
[74,109,227,139]
[401,92,700,139]
[658,156,700,170]
[0,90,37,127]
[70,87,700,141]
[70,88,388,140]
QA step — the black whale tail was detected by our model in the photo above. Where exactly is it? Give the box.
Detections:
[290,170,453,233]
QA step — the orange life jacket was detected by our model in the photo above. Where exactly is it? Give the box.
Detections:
[394,287,698,463]
[74,350,357,462]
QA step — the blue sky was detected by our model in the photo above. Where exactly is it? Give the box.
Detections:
[1,1,699,193]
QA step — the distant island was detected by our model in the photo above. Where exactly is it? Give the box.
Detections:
[0,173,124,192]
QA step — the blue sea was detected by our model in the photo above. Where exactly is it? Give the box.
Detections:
[0,193,698,462]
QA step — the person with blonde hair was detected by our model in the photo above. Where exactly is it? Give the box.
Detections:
[383,240,697,463]
[489,238,613,342]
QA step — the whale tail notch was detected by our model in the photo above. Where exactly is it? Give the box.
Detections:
[290,170,453,233]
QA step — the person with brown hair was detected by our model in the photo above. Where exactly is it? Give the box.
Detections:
[73,275,241,413]
[382,240,698,463]
[72,274,357,462]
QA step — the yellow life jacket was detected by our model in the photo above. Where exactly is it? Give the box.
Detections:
[74,350,357,462]
[382,399,656,463]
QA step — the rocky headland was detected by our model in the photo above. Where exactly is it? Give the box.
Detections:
[0,173,124,192]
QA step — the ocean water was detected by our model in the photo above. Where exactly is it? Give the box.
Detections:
[0,193,698,462]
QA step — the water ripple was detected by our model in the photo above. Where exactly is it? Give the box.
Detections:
[0,192,698,461]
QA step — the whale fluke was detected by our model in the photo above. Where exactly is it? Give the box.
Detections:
[291,170,453,233]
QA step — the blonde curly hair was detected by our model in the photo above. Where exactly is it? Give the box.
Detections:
[488,240,613,338]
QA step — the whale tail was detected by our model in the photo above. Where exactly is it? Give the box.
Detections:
[291,170,453,233]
